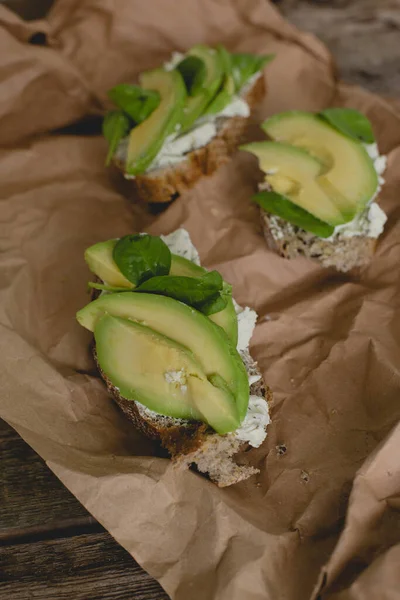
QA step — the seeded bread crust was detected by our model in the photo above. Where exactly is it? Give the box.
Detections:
[94,348,272,487]
[115,74,266,204]
[261,209,376,273]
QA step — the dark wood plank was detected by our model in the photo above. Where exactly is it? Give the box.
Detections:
[0,532,170,600]
[0,419,92,533]
[278,0,400,95]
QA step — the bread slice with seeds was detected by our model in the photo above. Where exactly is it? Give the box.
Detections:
[115,74,266,204]
[261,210,377,272]
[95,348,272,487]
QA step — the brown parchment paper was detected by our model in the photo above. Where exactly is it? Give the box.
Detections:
[1,1,399,599]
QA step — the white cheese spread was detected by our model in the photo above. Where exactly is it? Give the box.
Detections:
[139,228,269,448]
[164,369,188,394]
[149,122,217,170]
[235,395,271,448]
[164,52,185,72]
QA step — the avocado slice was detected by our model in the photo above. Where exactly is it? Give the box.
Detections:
[126,68,186,175]
[169,255,238,346]
[242,141,347,226]
[84,240,238,345]
[262,111,378,214]
[179,45,224,132]
[85,240,134,289]
[77,292,249,419]
[95,315,239,433]
[203,46,235,116]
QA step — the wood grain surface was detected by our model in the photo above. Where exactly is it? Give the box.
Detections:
[0,419,169,599]
[1,1,399,599]
[1,532,169,599]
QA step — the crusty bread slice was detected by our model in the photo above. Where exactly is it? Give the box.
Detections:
[261,209,376,273]
[95,348,272,487]
[115,74,266,204]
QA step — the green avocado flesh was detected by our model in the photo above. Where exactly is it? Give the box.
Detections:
[242,141,346,226]
[262,111,378,214]
[204,46,235,116]
[126,69,186,175]
[84,241,238,345]
[77,292,249,420]
[179,45,224,132]
[168,255,238,346]
[85,240,134,289]
[95,315,239,433]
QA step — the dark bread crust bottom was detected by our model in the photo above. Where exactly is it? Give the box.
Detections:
[117,74,266,204]
[261,209,376,273]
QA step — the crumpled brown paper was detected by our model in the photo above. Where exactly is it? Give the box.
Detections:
[0,1,399,598]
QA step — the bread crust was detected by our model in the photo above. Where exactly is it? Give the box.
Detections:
[116,74,266,204]
[93,347,272,486]
[261,209,377,273]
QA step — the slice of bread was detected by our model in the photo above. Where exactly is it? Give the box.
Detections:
[95,348,272,487]
[115,74,266,204]
[261,210,377,273]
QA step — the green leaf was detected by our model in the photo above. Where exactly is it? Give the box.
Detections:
[319,108,375,144]
[231,53,274,92]
[113,234,171,286]
[196,292,228,316]
[176,55,206,96]
[108,84,160,123]
[253,190,335,239]
[102,111,131,166]
[135,270,226,315]
[88,282,130,293]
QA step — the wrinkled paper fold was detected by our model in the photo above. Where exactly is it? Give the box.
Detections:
[0,1,399,598]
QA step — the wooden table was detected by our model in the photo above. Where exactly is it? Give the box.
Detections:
[1,1,399,598]
[0,418,169,599]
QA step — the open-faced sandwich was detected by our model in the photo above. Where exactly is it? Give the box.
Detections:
[103,45,272,203]
[242,109,387,272]
[77,229,271,486]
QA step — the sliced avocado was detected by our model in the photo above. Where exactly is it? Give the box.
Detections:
[262,111,378,214]
[95,315,239,432]
[242,141,347,226]
[85,240,134,289]
[85,240,239,345]
[203,46,235,116]
[179,45,224,132]
[126,68,186,175]
[169,255,238,346]
[170,254,205,277]
[77,292,249,419]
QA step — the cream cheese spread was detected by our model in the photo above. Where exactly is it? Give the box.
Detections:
[235,395,271,448]
[149,122,217,170]
[138,228,270,447]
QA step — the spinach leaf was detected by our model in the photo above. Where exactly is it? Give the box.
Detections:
[196,292,228,316]
[253,190,335,238]
[102,110,131,166]
[113,234,171,286]
[319,108,375,144]
[108,84,160,124]
[135,270,226,314]
[176,56,206,96]
[231,53,274,92]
